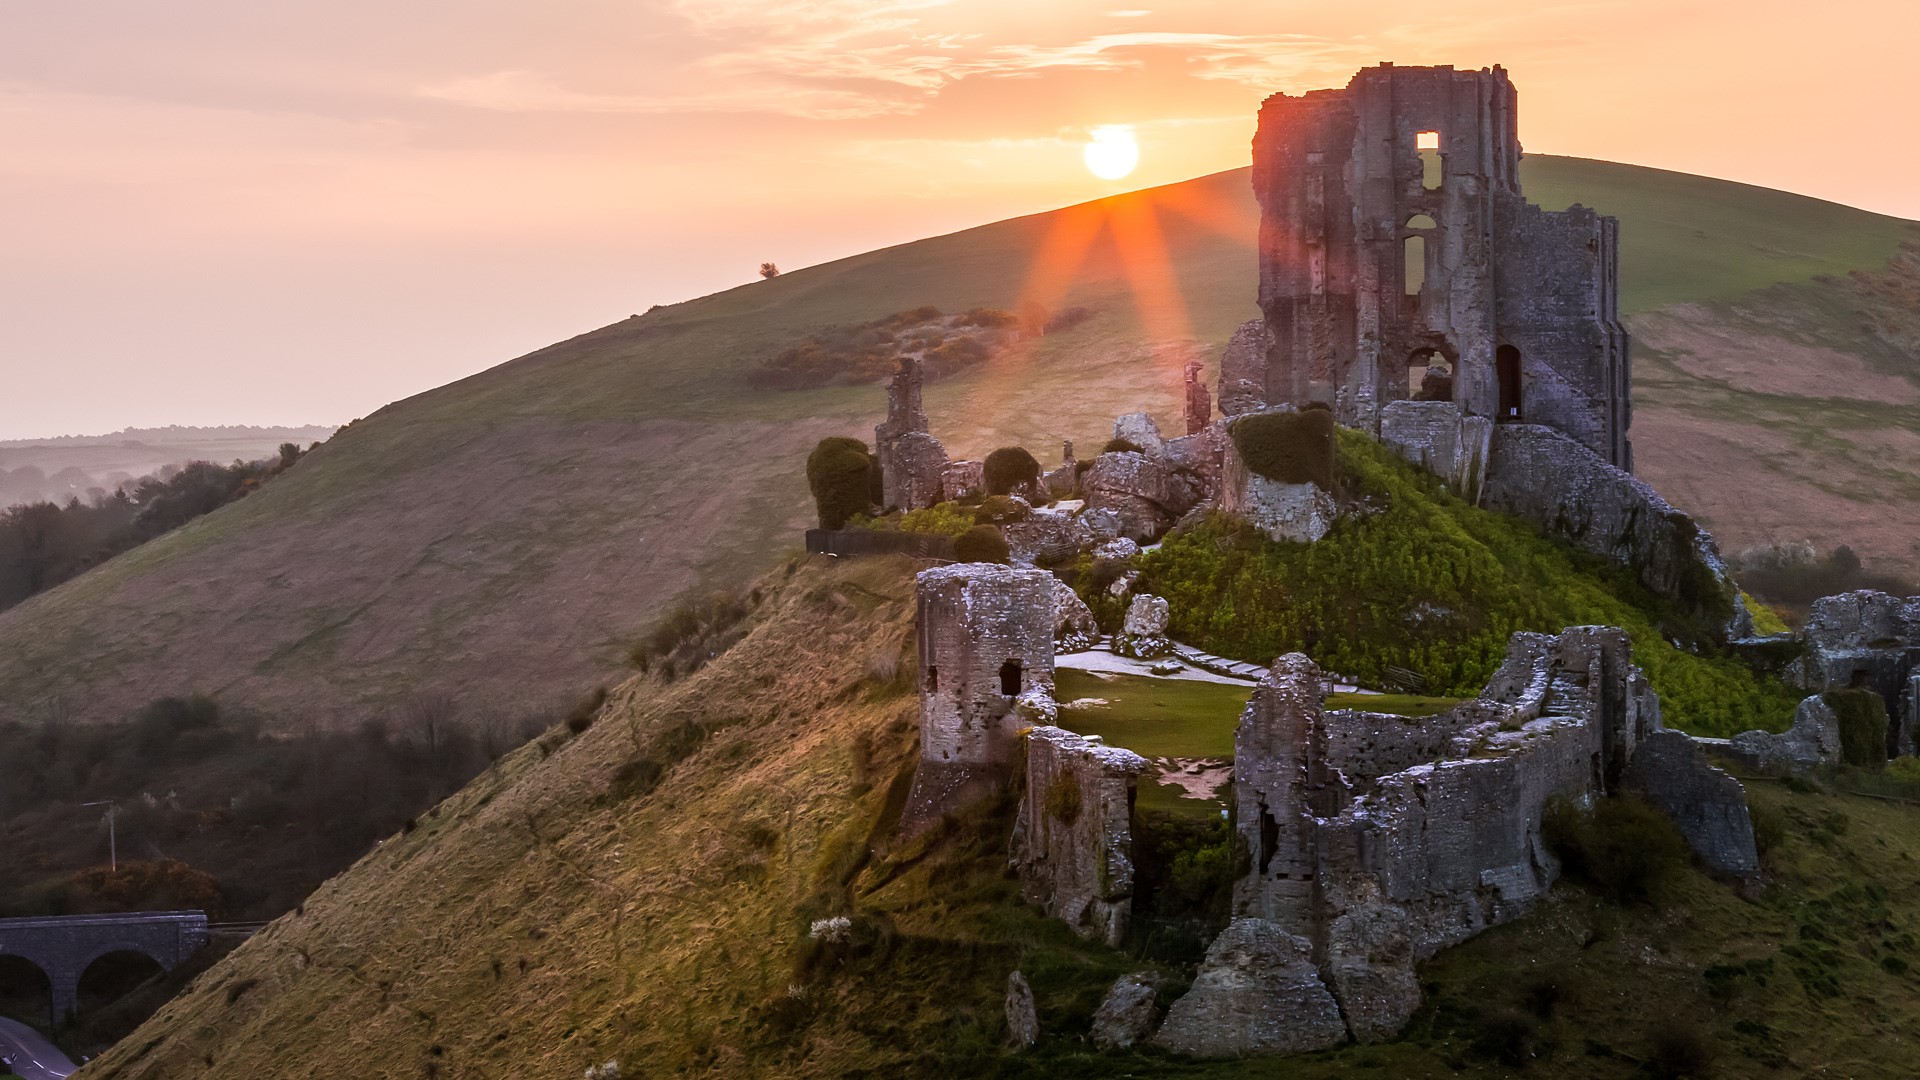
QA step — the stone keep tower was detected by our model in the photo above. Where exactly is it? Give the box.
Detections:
[1236,63,1631,468]
[901,564,1056,828]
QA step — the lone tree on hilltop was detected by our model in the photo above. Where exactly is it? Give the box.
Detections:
[983,446,1040,496]
[806,437,876,529]
[759,262,781,280]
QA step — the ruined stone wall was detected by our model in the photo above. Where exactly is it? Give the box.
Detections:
[1231,654,1346,932]
[1494,199,1631,466]
[1011,727,1149,947]
[1378,399,1491,502]
[1244,63,1629,468]
[875,357,949,511]
[902,564,1057,829]
[1482,424,1730,614]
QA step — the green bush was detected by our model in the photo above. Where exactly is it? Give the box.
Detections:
[983,446,1040,495]
[806,437,876,529]
[954,525,1010,565]
[1229,408,1334,488]
[1824,689,1889,768]
[1542,795,1690,905]
[1135,430,1799,736]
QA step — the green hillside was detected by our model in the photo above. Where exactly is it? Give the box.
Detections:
[0,157,1911,728]
[76,557,1920,1079]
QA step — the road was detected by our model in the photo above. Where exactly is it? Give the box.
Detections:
[0,1016,75,1079]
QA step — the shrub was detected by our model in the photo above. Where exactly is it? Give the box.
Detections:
[1134,430,1800,735]
[807,438,876,530]
[1542,795,1689,905]
[1229,409,1334,488]
[1101,438,1142,455]
[565,687,608,735]
[954,525,1010,564]
[1469,1008,1541,1067]
[983,446,1040,495]
[1749,801,1787,858]
[1824,689,1889,768]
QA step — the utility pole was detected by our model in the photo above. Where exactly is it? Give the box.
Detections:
[81,800,119,872]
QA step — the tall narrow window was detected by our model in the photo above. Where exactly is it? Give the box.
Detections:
[1417,130,1442,190]
[1404,235,1425,297]
[999,660,1022,696]
[925,665,938,693]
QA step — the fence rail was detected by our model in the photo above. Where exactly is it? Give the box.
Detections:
[805,528,956,560]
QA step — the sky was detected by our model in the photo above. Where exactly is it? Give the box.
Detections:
[2,0,1915,439]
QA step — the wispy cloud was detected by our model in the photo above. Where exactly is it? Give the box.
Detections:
[419,70,926,121]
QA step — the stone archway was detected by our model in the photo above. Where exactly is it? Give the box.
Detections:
[76,948,167,1015]
[0,954,52,1029]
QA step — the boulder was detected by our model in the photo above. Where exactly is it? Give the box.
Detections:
[1152,919,1348,1057]
[1093,537,1140,561]
[1113,412,1167,457]
[1051,580,1101,653]
[1114,594,1172,659]
[1217,318,1274,417]
[1005,971,1039,1048]
[1625,730,1760,878]
[1082,452,1178,542]
[1091,973,1161,1049]
[1002,510,1092,566]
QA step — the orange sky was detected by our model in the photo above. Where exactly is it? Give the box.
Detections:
[2,0,1914,437]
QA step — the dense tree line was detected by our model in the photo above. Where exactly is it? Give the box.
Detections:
[0,444,307,612]
[0,694,549,921]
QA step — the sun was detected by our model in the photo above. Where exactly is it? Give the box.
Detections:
[1083,125,1139,181]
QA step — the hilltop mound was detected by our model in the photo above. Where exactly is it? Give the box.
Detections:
[80,556,1920,1079]
[0,158,1913,727]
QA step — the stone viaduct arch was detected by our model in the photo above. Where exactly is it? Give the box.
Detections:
[0,911,208,1026]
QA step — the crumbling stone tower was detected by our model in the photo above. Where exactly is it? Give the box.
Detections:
[875,356,950,511]
[901,564,1057,829]
[1233,63,1631,468]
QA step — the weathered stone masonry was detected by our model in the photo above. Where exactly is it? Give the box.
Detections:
[1011,727,1149,947]
[1232,63,1630,470]
[901,563,1057,831]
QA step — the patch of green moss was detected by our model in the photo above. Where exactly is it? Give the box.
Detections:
[1823,689,1890,768]
[1229,409,1334,488]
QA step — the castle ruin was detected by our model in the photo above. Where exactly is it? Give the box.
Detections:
[1224,63,1632,470]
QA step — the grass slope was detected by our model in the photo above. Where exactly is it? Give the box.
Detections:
[78,558,1920,1079]
[0,159,1912,727]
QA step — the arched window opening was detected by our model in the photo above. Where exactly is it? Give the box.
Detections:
[999,660,1023,697]
[1406,213,1437,230]
[1408,349,1453,401]
[0,954,53,1027]
[1417,130,1442,190]
[77,951,164,1015]
[1403,236,1425,297]
[1496,345,1524,421]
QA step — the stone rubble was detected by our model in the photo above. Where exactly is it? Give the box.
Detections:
[1090,973,1161,1050]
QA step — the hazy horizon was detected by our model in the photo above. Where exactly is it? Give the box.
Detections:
[5,0,1915,440]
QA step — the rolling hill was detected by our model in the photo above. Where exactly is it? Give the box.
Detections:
[0,156,1913,728]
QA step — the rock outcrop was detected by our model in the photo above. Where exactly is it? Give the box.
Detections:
[1152,919,1348,1057]
[1082,451,1197,543]
[1050,579,1100,653]
[1005,971,1038,1048]
[1091,974,1161,1050]
[1217,428,1336,543]
[1011,727,1150,947]
[1217,318,1273,418]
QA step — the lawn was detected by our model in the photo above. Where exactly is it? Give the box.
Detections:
[1053,668,1460,816]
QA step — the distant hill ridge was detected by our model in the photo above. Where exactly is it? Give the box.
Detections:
[0,424,338,449]
[0,156,1913,728]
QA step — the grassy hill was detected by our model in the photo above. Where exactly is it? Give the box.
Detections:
[0,157,1913,728]
[74,556,1920,1079]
